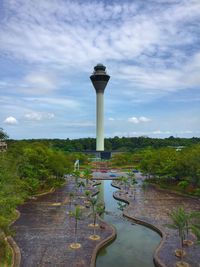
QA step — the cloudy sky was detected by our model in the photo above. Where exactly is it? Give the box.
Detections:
[0,0,200,139]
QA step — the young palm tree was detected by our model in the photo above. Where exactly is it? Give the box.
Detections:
[122,176,129,192]
[130,177,137,199]
[191,225,200,244]
[167,207,189,267]
[88,199,105,240]
[69,206,82,249]
[72,170,81,190]
[89,197,98,226]
[68,192,74,211]
[183,210,200,245]
[83,168,92,186]
[84,190,91,206]
[77,180,85,194]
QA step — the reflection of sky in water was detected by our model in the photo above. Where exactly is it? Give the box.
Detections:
[96,180,161,267]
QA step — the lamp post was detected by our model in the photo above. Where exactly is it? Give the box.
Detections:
[90,64,110,151]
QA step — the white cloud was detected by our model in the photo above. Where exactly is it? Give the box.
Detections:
[128,117,139,124]
[24,112,55,121]
[24,97,80,109]
[0,0,199,96]
[152,130,172,135]
[108,117,114,121]
[23,73,56,93]
[0,0,200,139]
[138,116,151,122]
[3,116,18,125]
[128,116,151,124]
[64,121,95,127]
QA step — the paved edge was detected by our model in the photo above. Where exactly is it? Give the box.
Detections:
[6,236,21,267]
[111,182,168,267]
[90,217,117,267]
[34,187,55,197]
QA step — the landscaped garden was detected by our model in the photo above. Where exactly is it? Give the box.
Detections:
[0,128,200,267]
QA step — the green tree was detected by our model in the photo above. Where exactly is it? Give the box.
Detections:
[0,128,8,140]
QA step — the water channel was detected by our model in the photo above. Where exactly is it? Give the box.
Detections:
[96,179,161,267]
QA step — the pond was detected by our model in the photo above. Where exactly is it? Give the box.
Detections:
[96,179,161,267]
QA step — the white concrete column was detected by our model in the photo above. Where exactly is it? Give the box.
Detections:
[96,91,104,151]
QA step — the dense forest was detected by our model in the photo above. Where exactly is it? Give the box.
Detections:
[7,135,200,152]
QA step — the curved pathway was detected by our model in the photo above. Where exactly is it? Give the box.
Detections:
[113,174,200,267]
[13,179,115,267]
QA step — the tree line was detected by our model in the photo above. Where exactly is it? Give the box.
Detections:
[7,135,200,152]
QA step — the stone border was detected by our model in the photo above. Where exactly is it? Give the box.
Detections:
[112,182,167,267]
[34,187,55,197]
[90,218,117,267]
[6,236,21,267]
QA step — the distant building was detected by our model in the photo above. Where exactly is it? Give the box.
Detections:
[175,146,185,151]
[0,141,7,152]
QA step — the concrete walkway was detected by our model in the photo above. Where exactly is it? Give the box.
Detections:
[113,174,200,267]
[13,179,115,267]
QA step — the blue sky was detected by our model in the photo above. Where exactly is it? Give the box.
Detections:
[0,0,200,139]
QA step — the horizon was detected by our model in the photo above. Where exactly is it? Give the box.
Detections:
[7,135,200,141]
[1,0,200,139]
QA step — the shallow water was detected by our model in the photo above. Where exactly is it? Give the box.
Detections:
[96,179,161,267]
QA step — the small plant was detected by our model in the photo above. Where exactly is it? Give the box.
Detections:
[117,201,127,211]
[178,181,189,192]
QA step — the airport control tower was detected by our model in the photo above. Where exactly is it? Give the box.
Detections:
[90,64,110,151]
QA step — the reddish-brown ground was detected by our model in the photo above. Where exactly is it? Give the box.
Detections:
[13,178,115,267]
[113,174,200,267]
